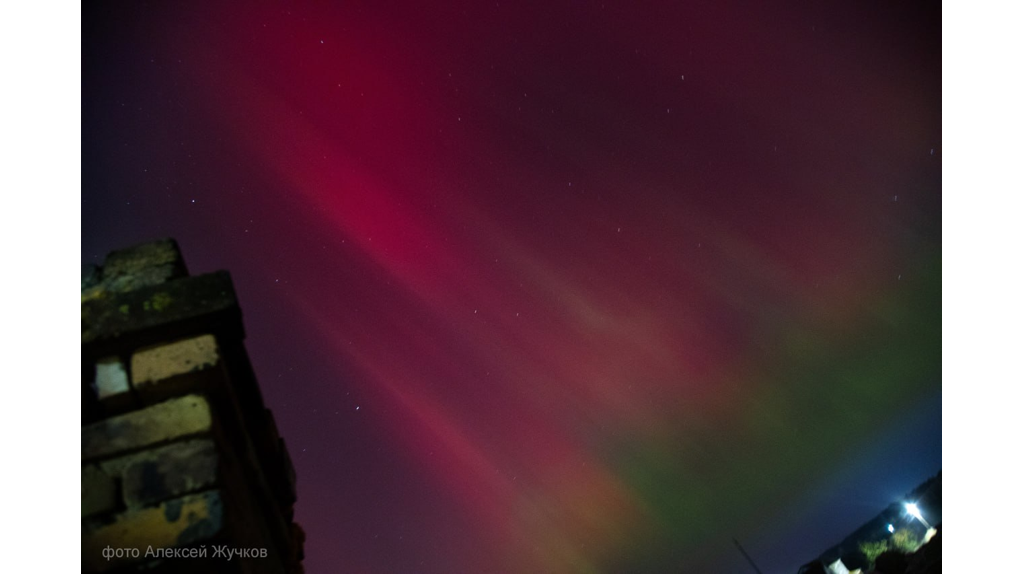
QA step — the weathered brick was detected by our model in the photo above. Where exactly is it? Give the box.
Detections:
[254,409,298,508]
[82,490,224,572]
[82,271,243,354]
[122,439,219,508]
[131,334,220,391]
[82,394,212,461]
[82,464,117,518]
[95,357,131,400]
[96,441,203,480]
[96,451,137,478]
[101,238,188,293]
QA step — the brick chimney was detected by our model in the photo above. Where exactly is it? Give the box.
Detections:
[82,239,304,573]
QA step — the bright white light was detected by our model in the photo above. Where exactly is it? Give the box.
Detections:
[887,524,895,533]
[905,502,923,520]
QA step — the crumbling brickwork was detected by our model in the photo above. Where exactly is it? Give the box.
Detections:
[82,239,304,573]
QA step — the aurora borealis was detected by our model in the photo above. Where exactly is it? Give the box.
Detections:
[82,1,941,572]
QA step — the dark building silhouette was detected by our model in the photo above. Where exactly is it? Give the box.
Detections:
[82,239,304,573]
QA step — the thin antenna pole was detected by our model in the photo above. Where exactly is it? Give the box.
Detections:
[732,538,765,574]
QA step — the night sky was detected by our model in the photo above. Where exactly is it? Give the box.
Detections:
[82,2,941,572]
